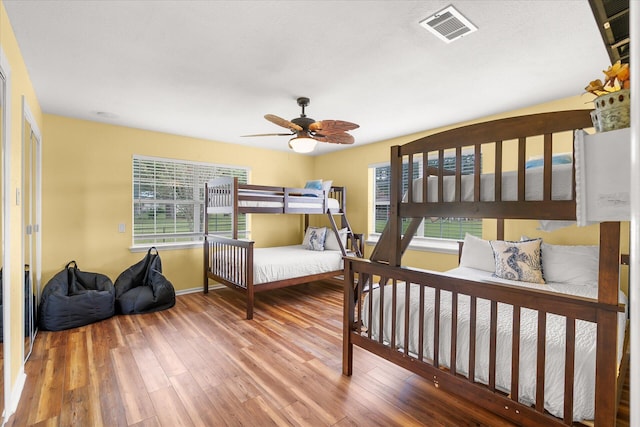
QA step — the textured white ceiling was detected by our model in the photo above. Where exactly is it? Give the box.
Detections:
[3,0,609,155]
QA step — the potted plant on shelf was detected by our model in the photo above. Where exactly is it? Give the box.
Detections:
[585,61,630,132]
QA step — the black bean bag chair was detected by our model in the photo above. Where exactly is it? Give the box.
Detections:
[114,247,175,314]
[39,261,115,331]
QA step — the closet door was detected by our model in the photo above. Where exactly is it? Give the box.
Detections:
[22,99,41,361]
[0,56,6,419]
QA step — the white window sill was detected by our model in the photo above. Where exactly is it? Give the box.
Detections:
[366,234,459,255]
[129,241,203,253]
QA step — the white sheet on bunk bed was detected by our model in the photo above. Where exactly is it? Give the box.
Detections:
[409,163,573,202]
[362,266,627,421]
[253,245,343,284]
[238,197,340,210]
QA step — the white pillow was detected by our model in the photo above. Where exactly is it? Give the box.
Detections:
[537,220,576,232]
[322,180,333,193]
[459,233,495,272]
[302,226,327,251]
[541,243,599,286]
[325,227,348,251]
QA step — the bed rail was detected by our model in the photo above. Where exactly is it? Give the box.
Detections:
[205,177,345,220]
[381,109,594,267]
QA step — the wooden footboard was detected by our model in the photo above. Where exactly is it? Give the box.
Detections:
[343,256,625,427]
[204,234,255,317]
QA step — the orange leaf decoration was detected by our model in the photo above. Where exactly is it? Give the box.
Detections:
[585,79,606,96]
[586,61,630,96]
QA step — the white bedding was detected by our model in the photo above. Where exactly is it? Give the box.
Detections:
[409,163,573,202]
[238,197,340,210]
[207,196,340,213]
[252,245,343,284]
[362,266,627,421]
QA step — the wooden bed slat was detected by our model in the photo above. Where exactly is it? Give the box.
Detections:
[564,317,576,425]
[535,311,547,412]
[510,305,521,404]
[543,133,553,201]
[488,300,498,391]
[450,291,458,375]
[455,146,462,202]
[468,296,477,385]
[403,281,411,356]
[418,285,425,361]
[517,137,526,202]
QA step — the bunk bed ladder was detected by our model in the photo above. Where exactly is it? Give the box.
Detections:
[369,217,423,264]
[326,209,363,258]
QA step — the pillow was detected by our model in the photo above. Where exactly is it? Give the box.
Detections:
[459,233,495,272]
[302,226,327,251]
[304,179,323,197]
[489,238,544,284]
[525,153,572,169]
[325,227,348,251]
[537,220,575,232]
[541,243,599,286]
[322,180,333,194]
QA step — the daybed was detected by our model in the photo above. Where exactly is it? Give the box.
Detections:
[342,110,629,426]
[204,178,363,319]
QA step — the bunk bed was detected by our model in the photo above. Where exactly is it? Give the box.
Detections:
[204,177,363,319]
[342,110,629,426]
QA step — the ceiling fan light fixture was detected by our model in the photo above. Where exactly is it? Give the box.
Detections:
[289,136,317,153]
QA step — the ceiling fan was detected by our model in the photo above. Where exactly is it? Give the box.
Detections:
[243,97,359,153]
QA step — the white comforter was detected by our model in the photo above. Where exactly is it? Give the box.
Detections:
[362,267,627,421]
[252,245,343,284]
[410,163,573,202]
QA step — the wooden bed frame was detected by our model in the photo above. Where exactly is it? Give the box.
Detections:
[342,110,628,426]
[204,177,363,319]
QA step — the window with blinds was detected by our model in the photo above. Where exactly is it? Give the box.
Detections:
[132,156,249,245]
[372,153,482,240]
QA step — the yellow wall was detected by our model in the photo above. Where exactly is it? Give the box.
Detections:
[1,0,44,406]
[42,115,316,290]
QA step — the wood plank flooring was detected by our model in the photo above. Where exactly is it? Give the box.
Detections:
[3,282,631,426]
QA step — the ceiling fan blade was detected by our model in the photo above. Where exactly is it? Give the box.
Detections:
[309,120,359,134]
[265,114,303,132]
[313,132,355,145]
[241,132,294,137]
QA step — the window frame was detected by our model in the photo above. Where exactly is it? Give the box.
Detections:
[131,155,249,250]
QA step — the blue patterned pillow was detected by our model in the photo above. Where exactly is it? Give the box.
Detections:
[525,153,572,169]
[302,226,327,251]
[304,179,323,197]
[489,239,544,284]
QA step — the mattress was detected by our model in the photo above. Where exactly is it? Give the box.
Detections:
[252,245,343,284]
[207,196,340,214]
[409,163,573,203]
[362,266,627,421]
[238,197,340,210]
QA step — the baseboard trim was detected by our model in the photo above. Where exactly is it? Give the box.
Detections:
[3,366,26,426]
[175,283,225,296]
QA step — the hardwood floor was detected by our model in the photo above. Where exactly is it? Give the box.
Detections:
[4,282,630,426]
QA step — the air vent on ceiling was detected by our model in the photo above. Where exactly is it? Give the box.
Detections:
[419,5,477,43]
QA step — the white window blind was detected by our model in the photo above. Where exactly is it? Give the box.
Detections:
[132,156,248,245]
[372,153,482,240]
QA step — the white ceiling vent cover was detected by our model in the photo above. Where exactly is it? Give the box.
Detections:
[419,5,477,43]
